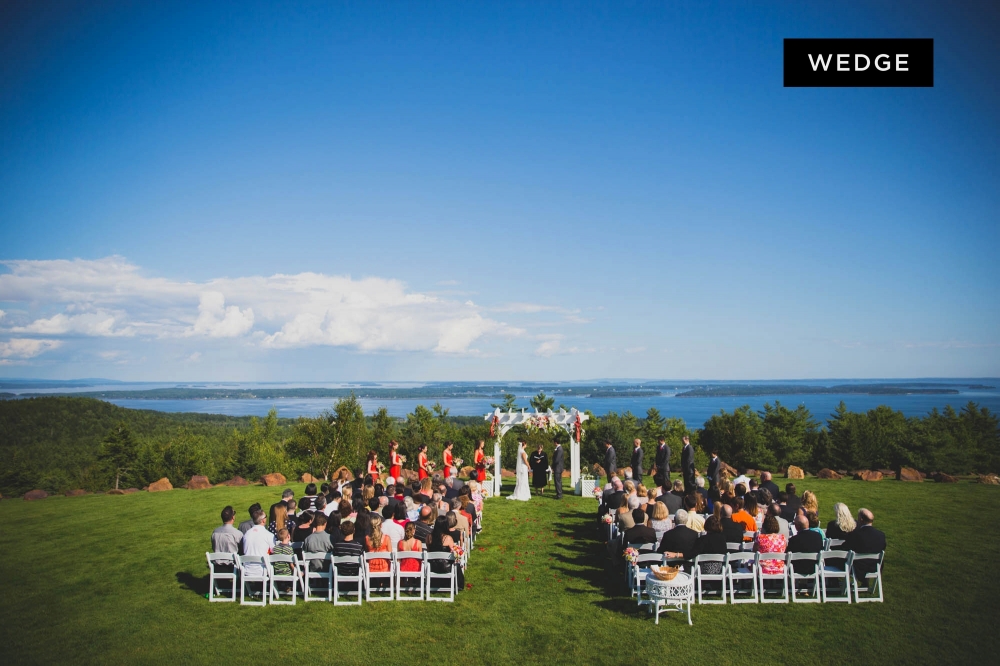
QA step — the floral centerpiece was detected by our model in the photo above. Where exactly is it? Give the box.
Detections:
[623,547,639,565]
[601,513,614,524]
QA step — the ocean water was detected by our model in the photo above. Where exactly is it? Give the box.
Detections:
[103,389,1000,426]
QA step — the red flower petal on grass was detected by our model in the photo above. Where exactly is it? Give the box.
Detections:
[511,576,516,581]
[526,577,530,582]
[466,583,473,589]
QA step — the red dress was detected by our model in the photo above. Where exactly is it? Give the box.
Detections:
[397,538,423,572]
[443,450,454,478]
[389,451,402,479]
[474,449,486,483]
[366,460,379,478]
[418,452,429,480]
[365,534,391,572]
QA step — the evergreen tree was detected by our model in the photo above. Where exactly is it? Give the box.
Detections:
[98,421,139,490]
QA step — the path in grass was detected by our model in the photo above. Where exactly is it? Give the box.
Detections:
[1,479,999,664]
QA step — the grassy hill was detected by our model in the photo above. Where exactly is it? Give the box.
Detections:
[0,478,997,664]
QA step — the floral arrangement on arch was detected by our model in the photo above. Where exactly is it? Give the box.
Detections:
[623,547,639,565]
[524,414,562,434]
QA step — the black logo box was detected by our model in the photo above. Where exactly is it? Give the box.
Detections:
[784,38,933,87]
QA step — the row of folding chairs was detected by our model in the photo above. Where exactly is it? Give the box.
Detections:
[207,550,462,605]
[627,550,883,605]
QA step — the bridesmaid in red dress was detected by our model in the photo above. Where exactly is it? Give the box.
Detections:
[365,450,379,480]
[389,440,403,480]
[417,444,430,480]
[473,439,487,483]
[442,441,455,478]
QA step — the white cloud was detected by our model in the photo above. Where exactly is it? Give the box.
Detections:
[0,338,62,360]
[625,346,647,354]
[187,352,202,362]
[188,292,254,338]
[12,311,135,337]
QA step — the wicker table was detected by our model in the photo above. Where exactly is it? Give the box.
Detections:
[645,572,694,625]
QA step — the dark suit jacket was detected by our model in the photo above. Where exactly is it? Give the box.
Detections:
[843,525,886,578]
[656,492,682,515]
[551,445,565,472]
[654,444,670,474]
[779,503,797,524]
[721,517,745,546]
[695,532,729,557]
[787,529,824,574]
[630,447,644,479]
[681,444,695,481]
[706,457,720,487]
[760,480,780,499]
[825,520,851,541]
[623,524,657,546]
[604,447,617,476]
[656,525,698,560]
[785,494,802,513]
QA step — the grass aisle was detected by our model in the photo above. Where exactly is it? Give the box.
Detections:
[1,479,998,664]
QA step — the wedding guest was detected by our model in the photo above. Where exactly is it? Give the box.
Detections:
[332,521,364,578]
[267,501,294,537]
[397,522,424,573]
[338,500,355,524]
[719,504,744,545]
[785,483,802,514]
[694,515,728,575]
[826,502,856,540]
[787,513,823,575]
[759,471,780,499]
[656,484,682,515]
[324,512,343,543]
[354,510,373,541]
[304,514,334,570]
[272,528,296,578]
[842,508,886,578]
[365,515,392,580]
[657,509,698,561]
[429,516,464,590]
[468,480,484,514]
[413,505,435,545]
[806,511,824,537]
[270,489,295,523]
[238,503,262,534]
[292,511,314,542]
[648,501,672,542]
[769,503,790,538]
[381,505,404,551]
[616,505,635,531]
[684,507,705,533]
[801,490,819,518]
[241,510,275,577]
[754,515,787,575]
[303,483,319,510]
[211,506,243,555]
[731,497,757,537]
[744,494,762,530]
[622,508,657,546]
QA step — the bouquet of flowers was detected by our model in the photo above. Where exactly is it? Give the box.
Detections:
[484,456,495,466]
[623,547,639,565]
[601,513,614,525]
[450,543,465,559]
[398,455,407,464]
[425,461,437,472]
[454,457,464,467]
[592,486,604,499]
[376,462,386,474]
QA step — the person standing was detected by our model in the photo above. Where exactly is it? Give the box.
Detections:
[630,438,644,484]
[365,450,379,480]
[388,440,403,480]
[417,444,430,480]
[551,438,565,499]
[652,436,670,487]
[473,440,487,483]
[530,442,549,495]
[706,450,721,490]
[603,441,617,485]
[442,441,455,479]
[681,435,696,493]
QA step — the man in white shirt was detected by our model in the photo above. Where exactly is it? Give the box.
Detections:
[241,509,275,577]
[380,506,404,552]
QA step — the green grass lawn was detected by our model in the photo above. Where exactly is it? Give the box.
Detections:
[1,478,998,665]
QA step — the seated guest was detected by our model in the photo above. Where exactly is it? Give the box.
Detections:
[303,514,334,570]
[645,488,660,519]
[270,489,294,523]
[267,501,294,537]
[413,505,435,545]
[392,502,410,528]
[627,494,642,512]
[806,511,824,537]
[297,496,313,515]
[211,506,243,556]
[684,507,705,533]
[238,503,262,534]
[759,471,780,499]
[457,496,476,532]
[240,510,275,577]
[648,501,672,542]
[693,515,728,574]
[656,484,683,515]
[748,478,759,498]
[671,479,685,498]
[303,483,319,510]
[444,477,460,499]
[332,521,365,577]
[744,494,763,531]
[381,505,404,551]
[616,504,635,531]
[468,480,484,514]
[636,484,649,507]
[365,515,393,576]
[354,510,372,541]
[756,488,773,511]
[656,509,698,560]
[404,497,421,522]
[271,528,296,580]
[320,482,330,497]
[338,500,355,523]
[801,489,819,517]
[768,502,790,537]
[843,508,886,579]
[785,483,802,514]
[292,511,314,543]
[826,502,856,540]
[777,492,796,523]
[731,497,757,537]
[368,497,382,520]
[324,512,343,543]
[429,516,464,590]
[719,504,744,545]
[397,522,424,573]
[753,515,787,575]
[622,508,657,547]
[446,512,462,544]
[787,513,823,575]
[313,495,330,519]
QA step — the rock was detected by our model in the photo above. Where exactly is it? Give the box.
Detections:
[977,474,999,485]
[719,461,738,477]
[878,469,894,476]
[300,473,319,484]
[897,467,922,482]
[743,469,759,479]
[216,476,249,487]
[562,470,571,477]
[592,463,606,479]
[817,468,843,480]
[332,466,354,482]
[148,477,173,492]
[398,469,420,483]
[123,488,140,494]
[786,465,805,479]
[459,465,476,479]
[65,489,87,497]
[933,472,958,483]
[836,470,848,476]
[23,489,48,501]
[107,489,126,495]
[260,473,286,487]
[185,475,212,490]
[501,468,516,478]
[853,470,882,481]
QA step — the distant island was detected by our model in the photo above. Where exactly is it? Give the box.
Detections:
[588,390,662,398]
[674,384,973,397]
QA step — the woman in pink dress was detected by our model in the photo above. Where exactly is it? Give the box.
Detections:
[754,515,788,575]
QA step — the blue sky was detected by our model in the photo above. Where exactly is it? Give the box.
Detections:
[1,1,997,381]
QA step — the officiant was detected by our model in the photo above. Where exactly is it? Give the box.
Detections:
[530,442,549,494]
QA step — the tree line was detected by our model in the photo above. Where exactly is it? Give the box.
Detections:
[0,395,997,496]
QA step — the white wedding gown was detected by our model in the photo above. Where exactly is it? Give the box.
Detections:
[507,445,532,501]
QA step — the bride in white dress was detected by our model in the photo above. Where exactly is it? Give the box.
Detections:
[507,441,532,501]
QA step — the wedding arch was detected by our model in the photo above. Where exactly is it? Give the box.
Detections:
[483,407,590,496]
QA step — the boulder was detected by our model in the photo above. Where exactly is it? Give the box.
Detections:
[592,463,606,479]
[786,465,805,479]
[216,476,249,487]
[933,472,958,483]
[897,467,923,482]
[562,470,571,478]
[398,468,420,483]
[123,488,140,494]
[65,489,87,497]
[185,475,212,490]
[977,474,1000,485]
[743,469,759,479]
[460,465,477,479]
[332,466,355,482]
[878,469,894,476]
[107,489,126,495]
[300,473,319,484]
[23,489,48,501]
[260,473,287,487]
[853,470,882,481]
[817,468,843,480]
[719,461,738,477]
[501,468,516,478]
[148,477,173,492]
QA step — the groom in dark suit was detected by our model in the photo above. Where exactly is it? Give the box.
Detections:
[630,438,644,484]
[551,438,565,499]
[603,441,617,484]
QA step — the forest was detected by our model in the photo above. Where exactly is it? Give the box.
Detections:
[1,395,997,497]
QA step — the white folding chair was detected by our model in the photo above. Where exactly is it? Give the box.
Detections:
[394,551,425,600]
[693,554,728,604]
[726,542,742,553]
[634,553,665,606]
[757,553,789,603]
[424,552,457,602]
[820,550,853,603]
[726,552,758,604]
[637,542,657,552]
[851,552,884,603]
[788,552,822,603]
[332,555,364,605]
[206,552,238,602]
[827,538,845,550]
[742,531,757,552]
[236,554,269,606]
[267,554,300,605]
[300,552,333,602]
[363,552,395,601]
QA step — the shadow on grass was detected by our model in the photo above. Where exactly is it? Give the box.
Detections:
[176,571,209,596]
[545,507,631,598]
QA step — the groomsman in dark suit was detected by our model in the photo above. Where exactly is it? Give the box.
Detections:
[551,438,565,499]
[706,450,721,490]
[630,438,644,484]
[652,436,670,487]
[681,436,696,493]
[603,441,617,484]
